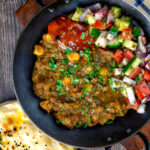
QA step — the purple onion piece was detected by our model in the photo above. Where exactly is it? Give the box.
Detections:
[86,3,101,11]
[95,5,108,20]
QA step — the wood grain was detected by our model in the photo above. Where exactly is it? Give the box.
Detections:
[0,0,149,150]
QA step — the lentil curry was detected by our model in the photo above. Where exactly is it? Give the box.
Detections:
[32,3,150,129]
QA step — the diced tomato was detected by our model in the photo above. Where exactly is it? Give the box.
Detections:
[114,51,124,63]
[143,69,150,81]
[122,28,133,40]
[124,50,135,61]
[93,20,112,30]
[125,98,140,110]
[124,98,129,103]
[135,81,150,100]
[141,36,147,45]
[129,67,142,79]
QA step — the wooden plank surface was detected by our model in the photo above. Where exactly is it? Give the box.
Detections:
[0,0,148,150]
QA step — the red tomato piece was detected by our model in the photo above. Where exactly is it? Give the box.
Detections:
[143,69,150,81]
[93,21,112,30]
[122,28,133,40]
[129,67,142,79]
[93,20,105,30]
[114,51,124,63]
[124,50,135,61]
[125,98,140,110]
[135,81,150,100]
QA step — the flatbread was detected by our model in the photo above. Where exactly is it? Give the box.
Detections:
[0,101,74,150]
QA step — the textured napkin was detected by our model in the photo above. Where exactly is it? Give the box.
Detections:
[128,0,150,17]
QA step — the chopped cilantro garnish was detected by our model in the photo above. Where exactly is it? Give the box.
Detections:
[56,120,61,124]
[87,117,91,121]
[97,83,103,88]
[88,71,98,79]
[66,48,71,54]
[74,64,80,69]
[75,125,80,128]
[57,92,68,96]
[80,32,86,39]
[107,64,115,72]
[112,61,116,67]
[112,88,116,92]
[59,68,64,72]
[82,122,87,128]
[70,96,74,100]
[94,96,97,100]
[105,120,114,125]
[46,70,50,74]
[49,58,57,70]
[82,88,89,96]
[87,40,92,44]
[58,112,61,115]
[62,117,67,123]
[62,59,69,64]
[56,79,63,91]
[84,78,90,84]
[73,76,80,85]
[83,41,86,44]
[105,104,108,109]
[108,78,113,87]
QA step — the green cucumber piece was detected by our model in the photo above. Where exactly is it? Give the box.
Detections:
[122,40,138,51]
[118,34,124,43]
[72,7,84,21]
[122,56,142,76]
[115,18,131,31]
[108,39,121,48]
[90,27,101,38]
[112,6,121,18]
[121,16,132,22]
[87,14,96,25]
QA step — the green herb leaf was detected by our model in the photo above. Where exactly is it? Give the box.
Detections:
[62,117,67,123]
[66,48,71,54]
[73,76,80,85]
[49,58,57,70]
[112,88,116,92]
[112,61,116,67]
[80,32,86,39]
[59,68,65,72]
[84,78,90,84]
[57,92,68,96]
[58,112,61,115]
[62,59,69,64]
[56,79,63,91]
[108,78,113,87]
[105,120,114,125]
[105,104,108,109]
[82,122,87,128]
[74,124,80,128]
[87,40,92,44]
[87,117,91,121]
[134,75,140,82]
[56,120,61,124]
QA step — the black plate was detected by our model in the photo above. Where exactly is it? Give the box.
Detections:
[13,0,150,148]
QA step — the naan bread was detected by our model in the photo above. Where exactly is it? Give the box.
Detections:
[0,101,74,150]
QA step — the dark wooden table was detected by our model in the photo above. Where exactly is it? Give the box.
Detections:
[0,0,149,149]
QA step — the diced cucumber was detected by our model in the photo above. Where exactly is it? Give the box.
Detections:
[115,18,131,31]
[87,14,96,25]
[108,38,121,48]
[90,27,101,38]
[121,16,132,22]
[122,40,138,51]
[122,56,142,76]
[118,34,124,43]
[112,6,121,18]
[72,7,84,21]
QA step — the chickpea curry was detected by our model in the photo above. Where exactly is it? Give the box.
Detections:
[32,3,150,129]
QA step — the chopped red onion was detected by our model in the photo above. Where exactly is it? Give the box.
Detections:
[79,9,92,22]
[107,11,114,24]
[137,104,146,114]
[145,62,150,71]
[138,36,147,53]
[95,5,108,20]
[86,3,101,11]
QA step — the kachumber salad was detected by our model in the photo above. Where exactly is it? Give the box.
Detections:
[32,3,150,129]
